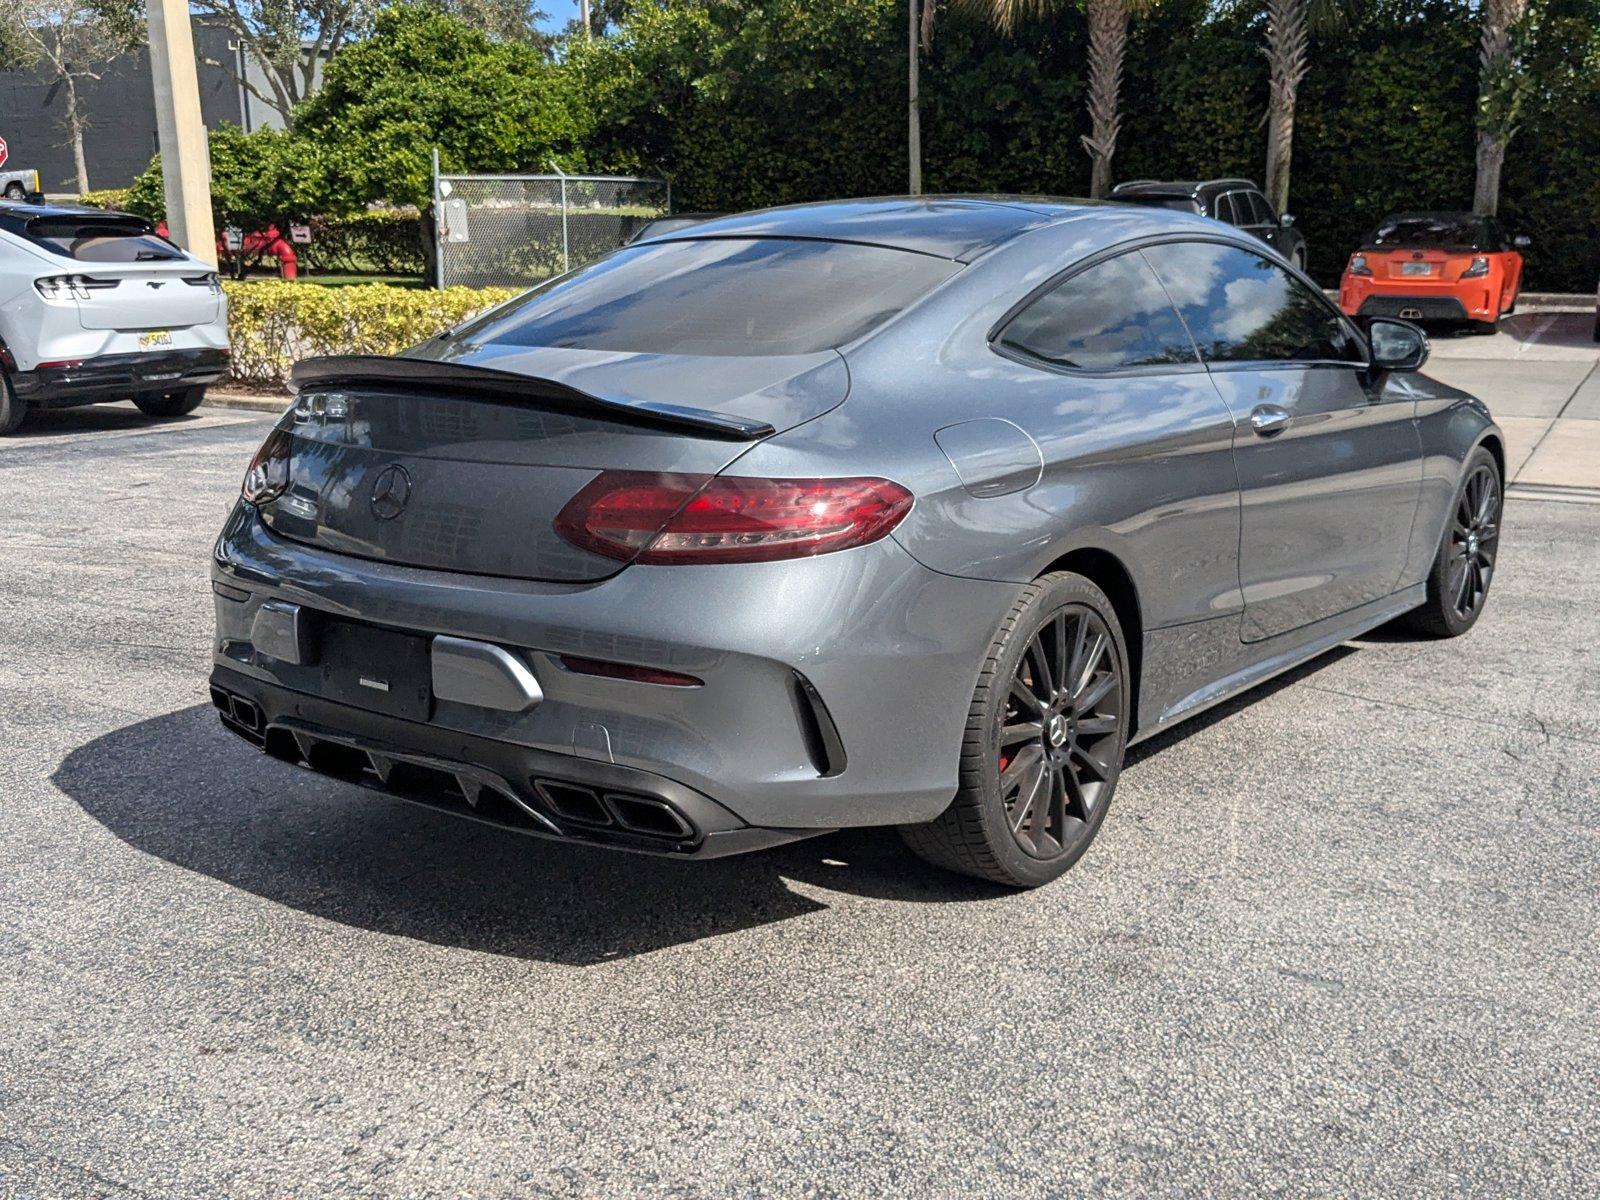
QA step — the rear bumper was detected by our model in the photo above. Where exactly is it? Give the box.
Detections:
[209,665,814,859]
[1340,278,1500,321]
[10,347,229,408]
[212,501,1018,838]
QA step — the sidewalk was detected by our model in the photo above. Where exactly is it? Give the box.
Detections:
[1425,310,1600,498]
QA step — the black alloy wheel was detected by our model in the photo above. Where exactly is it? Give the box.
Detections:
[1402,447,1502,638]
[996,605,1124,859]
[900,570,1131,887]
[1447,461,1500,622]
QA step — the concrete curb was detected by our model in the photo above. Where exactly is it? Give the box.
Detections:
[204,390,288,414]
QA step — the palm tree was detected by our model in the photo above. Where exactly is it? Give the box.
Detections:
[1472,0,1534,216]
[958,0,1153,199]
[1261,0,1345,215]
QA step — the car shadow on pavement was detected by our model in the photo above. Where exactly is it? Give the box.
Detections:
[14,403,201,437]
[52,705,1005,966]
[1123,646,1356,767]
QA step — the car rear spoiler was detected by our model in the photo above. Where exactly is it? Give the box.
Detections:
[289,355,776,442]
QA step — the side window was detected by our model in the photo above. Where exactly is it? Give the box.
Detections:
[1209,193,1237,225]
[997,251,1198,371]
[1141,241,1366,365]
[1247,192,1277,227]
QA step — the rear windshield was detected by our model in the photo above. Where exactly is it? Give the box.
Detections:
[1115,196,1200,214]
[20,215,182,262]
[1367,214,1492,252]
[459,237,960,357]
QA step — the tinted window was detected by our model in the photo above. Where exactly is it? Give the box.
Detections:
[19,215,181,262]
[1209,193,1237,224]
[1368,214,1492,252]
[463,237,959,357]
[998,252,1197,371]
[1246,192,1277,226]
[1143,241,1365,364]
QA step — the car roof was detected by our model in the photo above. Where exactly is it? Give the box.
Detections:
[0,200,138,219]
[646,196,1109,262]
[1111,179,1257,197]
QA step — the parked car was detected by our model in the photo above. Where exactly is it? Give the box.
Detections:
[1110,178,1307,269]
[1339,211,1526,334]
[0,202,229,434]
[209,198,1502,888]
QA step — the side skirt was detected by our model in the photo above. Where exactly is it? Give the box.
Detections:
[1131,583,1426,746]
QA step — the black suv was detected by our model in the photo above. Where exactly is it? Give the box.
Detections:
[1111,179,1308,271]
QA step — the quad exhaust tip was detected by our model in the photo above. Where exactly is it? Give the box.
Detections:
[211,685,698,845]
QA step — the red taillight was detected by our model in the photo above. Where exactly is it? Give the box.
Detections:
[242,426,292,504]
[554,471,914,565]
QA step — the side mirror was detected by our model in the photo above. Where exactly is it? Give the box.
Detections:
[1512,234,1531,249]
[1368,317,1429,373]
[1279,213,1295,228]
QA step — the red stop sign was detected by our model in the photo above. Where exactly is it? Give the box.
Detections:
[0,138,9,169]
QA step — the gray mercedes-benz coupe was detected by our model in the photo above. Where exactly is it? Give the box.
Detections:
[209,197,1503,887]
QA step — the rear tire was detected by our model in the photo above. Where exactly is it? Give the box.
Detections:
[133,387,205,418]
[1399,447,1501,638]
[0,372,27,435]
[1471,317,1499,336]
[2,183,23,200]
[900,571,1131,888]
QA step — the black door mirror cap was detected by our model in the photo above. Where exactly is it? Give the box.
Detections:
[1367,317,1430,373]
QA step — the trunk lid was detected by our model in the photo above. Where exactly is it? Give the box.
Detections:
[258,350,849,582]
[72,263,222,331]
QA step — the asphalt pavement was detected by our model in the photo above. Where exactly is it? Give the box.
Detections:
[1,382,1596,1197]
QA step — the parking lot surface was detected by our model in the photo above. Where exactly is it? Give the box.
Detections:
[2,377,1597,1196]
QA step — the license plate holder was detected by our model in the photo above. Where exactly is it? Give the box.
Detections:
[319,619,433,721]
[1399,262,1433,276]
[139,330,173,349]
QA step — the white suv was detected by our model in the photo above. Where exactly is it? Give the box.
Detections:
[0,202,229,434]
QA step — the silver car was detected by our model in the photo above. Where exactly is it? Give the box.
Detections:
[209,198,1503,887]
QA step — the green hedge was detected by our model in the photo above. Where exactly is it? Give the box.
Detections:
[223,280,520,386]
[78,188,133,211]
[298,211,428,276]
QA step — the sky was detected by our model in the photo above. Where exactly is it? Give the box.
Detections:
[534,4,578,35]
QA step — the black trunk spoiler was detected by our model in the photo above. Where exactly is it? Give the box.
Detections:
[289,355,776,442]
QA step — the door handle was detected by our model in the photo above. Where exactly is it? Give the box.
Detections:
[1250,404,1291,437]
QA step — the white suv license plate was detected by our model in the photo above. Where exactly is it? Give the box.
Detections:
[139,330,173,349]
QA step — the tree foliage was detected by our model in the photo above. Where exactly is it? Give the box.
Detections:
[295,4,587,209]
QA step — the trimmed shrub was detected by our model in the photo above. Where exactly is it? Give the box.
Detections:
[78,188,134,211]
[299,211,428,276]
[222,280,521,386]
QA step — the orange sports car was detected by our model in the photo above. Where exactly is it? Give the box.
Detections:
[1339,211,1527,334]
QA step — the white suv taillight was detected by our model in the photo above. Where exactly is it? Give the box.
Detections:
[183,272,222,293]
[555,471,915,565]
[34,274,118,300]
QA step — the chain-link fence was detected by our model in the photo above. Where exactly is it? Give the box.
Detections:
[432,160,670,289]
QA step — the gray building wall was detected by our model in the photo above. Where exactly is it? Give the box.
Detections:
[0,23,288,195]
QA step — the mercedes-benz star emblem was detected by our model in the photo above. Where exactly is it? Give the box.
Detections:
[369,464,412,520]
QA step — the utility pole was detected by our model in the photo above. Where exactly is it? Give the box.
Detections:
[908,0,921,195]
[146,0,216,267]
[579,0,591,36]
